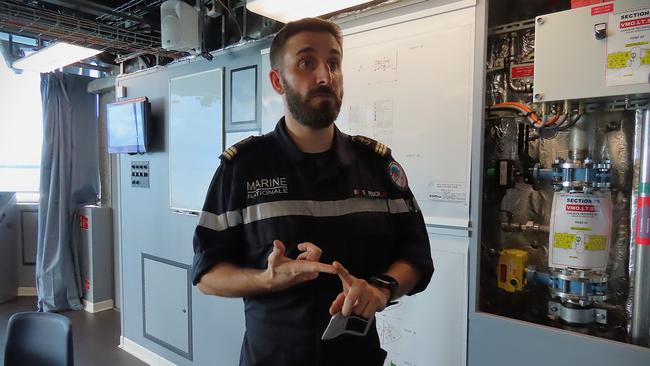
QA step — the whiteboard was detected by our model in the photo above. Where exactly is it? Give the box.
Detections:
[336,6,476,228]
[169,68,223,213]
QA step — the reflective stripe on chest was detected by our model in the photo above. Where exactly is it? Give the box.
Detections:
[198,197,411,232]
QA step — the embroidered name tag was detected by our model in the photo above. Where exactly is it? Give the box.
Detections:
[353,188,387,199]
[246,177,288,199]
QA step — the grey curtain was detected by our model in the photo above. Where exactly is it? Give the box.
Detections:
[37,72,99,312]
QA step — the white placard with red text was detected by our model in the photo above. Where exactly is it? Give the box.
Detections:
[549,191,612,270]
[606,5,650,86]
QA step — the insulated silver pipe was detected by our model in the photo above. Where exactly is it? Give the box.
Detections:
[632,108,650,346]
[569,113,588,161]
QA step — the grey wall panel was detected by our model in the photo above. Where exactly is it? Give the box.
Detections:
[0,193,17,302]
[468,313,650,365]
[20,210,37,265]
[101,90,122,310]
[17,205,37,287]
[115,39,269,366]
[468,0,486,317]
[142,254,191,360]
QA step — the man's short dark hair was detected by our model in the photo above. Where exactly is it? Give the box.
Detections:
[269,18,343,70]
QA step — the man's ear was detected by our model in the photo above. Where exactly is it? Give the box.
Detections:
[269,69,284,95]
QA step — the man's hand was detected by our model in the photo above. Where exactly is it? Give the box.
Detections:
[261,240,336,291]
[329,261,391,319]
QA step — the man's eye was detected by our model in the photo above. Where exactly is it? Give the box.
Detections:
[329,61,340,71]
[299,59,314,69]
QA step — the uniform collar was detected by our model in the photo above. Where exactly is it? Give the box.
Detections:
[274,117,354,167]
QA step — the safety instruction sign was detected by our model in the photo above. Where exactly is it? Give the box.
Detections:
[606,6,650,86]
[427,181,466,203]
[548,191,612,270]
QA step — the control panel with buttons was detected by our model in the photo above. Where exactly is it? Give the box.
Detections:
[131,161,150,188]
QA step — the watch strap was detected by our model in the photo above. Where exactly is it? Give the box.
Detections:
[368,274,399,306]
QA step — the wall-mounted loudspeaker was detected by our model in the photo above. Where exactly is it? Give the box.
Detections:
[161,0,200,53]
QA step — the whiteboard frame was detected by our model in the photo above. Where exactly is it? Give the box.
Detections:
[168,68,224,214]
[338,0,476,36]
[260,48,285,134]
[230,65,258,125]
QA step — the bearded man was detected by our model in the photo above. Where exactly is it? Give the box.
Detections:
[192,17,434,366]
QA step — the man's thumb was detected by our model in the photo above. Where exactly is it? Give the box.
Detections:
[268,240,285,265]
[273,240,286,253]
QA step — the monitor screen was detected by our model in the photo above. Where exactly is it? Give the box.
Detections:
[107,96,150,154]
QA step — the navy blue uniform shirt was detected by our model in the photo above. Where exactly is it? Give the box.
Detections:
[192,118,434,366]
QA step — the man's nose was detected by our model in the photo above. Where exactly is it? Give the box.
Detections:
[315,63,332,85]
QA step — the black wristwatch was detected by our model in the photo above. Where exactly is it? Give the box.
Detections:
[368,274,399,307]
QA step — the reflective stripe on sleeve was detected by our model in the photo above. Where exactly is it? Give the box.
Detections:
[387,198,411,214]
[198,210,243,232]
[198,198,411,232]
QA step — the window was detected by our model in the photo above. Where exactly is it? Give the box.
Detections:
[0,55,43,198]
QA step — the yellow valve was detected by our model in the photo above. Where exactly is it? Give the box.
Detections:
[497,249,529,293]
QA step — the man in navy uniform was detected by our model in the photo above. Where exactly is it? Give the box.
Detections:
[192,17,433,366]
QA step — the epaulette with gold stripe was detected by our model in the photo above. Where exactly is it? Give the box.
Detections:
[351,135,391,157]
[220,135,257,161]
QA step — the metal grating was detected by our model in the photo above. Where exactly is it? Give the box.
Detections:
[0,0,175,57]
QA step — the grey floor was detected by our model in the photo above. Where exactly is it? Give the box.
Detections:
[0,296,146,366]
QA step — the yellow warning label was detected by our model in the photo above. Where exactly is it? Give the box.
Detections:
[608,51,631,69]
[554,233,576,249]
[585,235,607,251]
[625,42,649,48]
[642,50,650,66]
[570,227,592,231]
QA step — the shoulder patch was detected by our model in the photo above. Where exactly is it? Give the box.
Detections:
[388,160,409,191]
[220,135,258,161]
[351,135,391,157]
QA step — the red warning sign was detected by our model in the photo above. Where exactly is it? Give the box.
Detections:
[620,16,650,29]
[592,3,614,16]
[565,204,597,212]
[80,215,89,230]
[511,64,534,79]
[636,197,650,246]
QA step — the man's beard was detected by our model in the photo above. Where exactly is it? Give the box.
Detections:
[283,80,343,129]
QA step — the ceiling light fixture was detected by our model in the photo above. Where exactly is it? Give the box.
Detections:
[246,0,371,23]
[12,42,102,73]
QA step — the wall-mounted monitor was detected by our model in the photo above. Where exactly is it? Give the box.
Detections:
[107,96,151,154]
